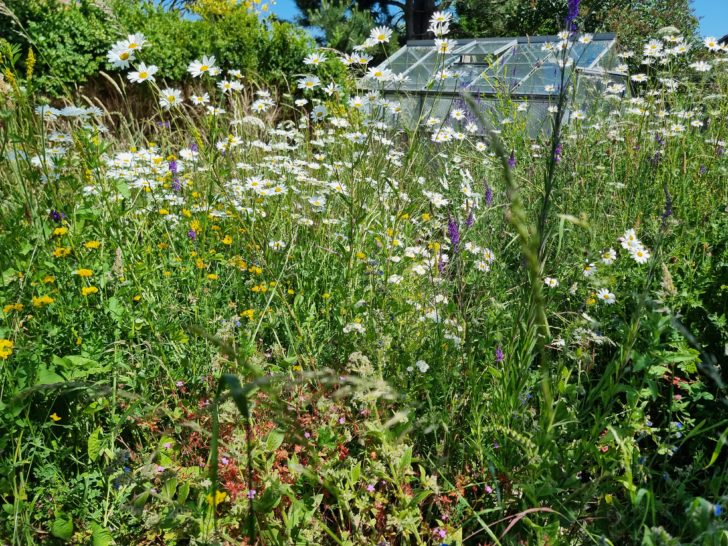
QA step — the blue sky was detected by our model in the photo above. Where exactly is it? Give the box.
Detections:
[269,0,727,37]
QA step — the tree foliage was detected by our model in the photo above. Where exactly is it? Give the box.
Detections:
[455,0,699,50]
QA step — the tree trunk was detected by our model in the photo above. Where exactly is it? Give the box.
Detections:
[406,0,437,41]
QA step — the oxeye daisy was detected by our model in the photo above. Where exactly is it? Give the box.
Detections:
[297,75,321,91]
[582,262,597,277]
[122,33,147,52]
[601,248,616,265]
[369,26,392,44]
[544,277,559,288]
[187,55,217,78]
[596,288,616,304]
[630,245,651,264]
[107,47,134,69]
[127,63,158,84]
[303,52,327,66]
[159,88,182,110]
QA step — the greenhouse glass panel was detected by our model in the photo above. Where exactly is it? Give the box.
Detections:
[362,33,625,136]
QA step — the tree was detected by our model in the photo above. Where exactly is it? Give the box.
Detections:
[455,0,699,51]
[296,0,447,42]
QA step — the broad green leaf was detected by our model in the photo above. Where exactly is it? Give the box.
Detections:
[88,428,103,462]
[51,513,73,540]
[90,522,114,546]
[35,366,65,386]
[265,430,285,452]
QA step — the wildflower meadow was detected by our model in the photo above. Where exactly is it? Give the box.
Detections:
[0,2,727,545]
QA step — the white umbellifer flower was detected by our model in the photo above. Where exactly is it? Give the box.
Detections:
[268,240,287,251]
[127,63,158,83]
[188,55,217,78]
[596,288,616,304]
[297,75,321,90]
[159,88,182,110]
[582,262,597,277]
[601,248,616,265]
[343,322,366,334]
[303,52,327,66]
[370,26,392,44]
[630,245,651,264]
[544,277,559,288]
[415,360,430,373]
[387,274,403,284]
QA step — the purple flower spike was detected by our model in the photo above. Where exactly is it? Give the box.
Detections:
[484,184,493,206]
[466,210,475,228]
[508,151,516,169]
[447,215,460,253]
[495,346,504,362]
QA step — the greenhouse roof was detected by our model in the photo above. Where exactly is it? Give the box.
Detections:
[365,33,621,97]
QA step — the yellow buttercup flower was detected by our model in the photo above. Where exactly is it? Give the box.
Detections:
[32,295,54,307]
[222,235,233,245]
[75,268,93,278]
[53,227,68,236]
[50,413,61,422]
[53,247,71,258]
[0,339,14,359]
[241,308,255,321]
[206,490,227,506]
[84,240,101,249]
[81,286,99,296]
[43,276,55,284]
[3,303,24,313]
[207,273,219,280]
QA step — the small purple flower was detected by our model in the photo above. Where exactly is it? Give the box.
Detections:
[495,346,504,362]
[554,143,562,164]
[187,229,197,240]
[168,159,178,175]
[651,151,662,167]
[508,151,516,169]
[565,0,580,30]
[49,209,65,223]
[700,165,707,175]
[485,485,493,493]
[447,215,460,253]
[172,178,182,192]
[190,143,199,153]
[366,484,375,492]
[716,504,723,517]
[484,184,493,206]
[438,259,446,273]
[466,210,475,228]
[717,145,724,157]
[247,489,257,499]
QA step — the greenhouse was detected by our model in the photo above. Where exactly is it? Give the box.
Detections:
[362,33,626,134]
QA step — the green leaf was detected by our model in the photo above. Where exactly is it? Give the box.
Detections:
[265,430,285,452]
[255,483,282,513]
[90,522,114,546]
[35,366,65,386]
[51,513,73,540]
[88,427,103,462]
[706,426,728,469]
